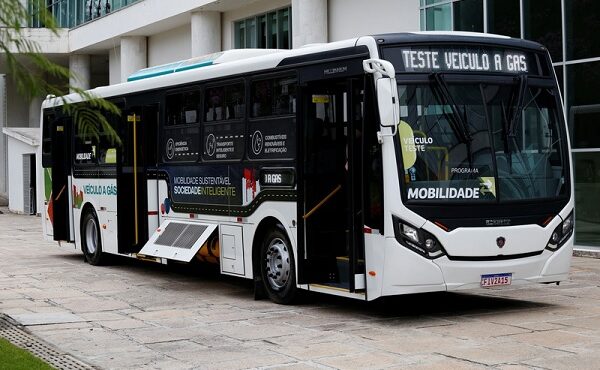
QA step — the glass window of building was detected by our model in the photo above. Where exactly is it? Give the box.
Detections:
[523,0,562,62]
[28,0,141,28]
[565,0,600,61]
[567,60,600,247]
[424,2,451,31]
[234,7,292,49]
[554,66,564,100]
[420,0,482,32]
[567,61,600,149]
[487,0,520,38]
[453,0,483,32]
[573,152,600,247]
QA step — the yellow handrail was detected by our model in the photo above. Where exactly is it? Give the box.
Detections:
[303,185,341,220]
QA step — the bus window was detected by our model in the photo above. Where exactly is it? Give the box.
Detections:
[251,77,297,117]
[205,83,245,122]
[202,82,246,161]
[98,132,119,165]
[74,121,98,166]
[166,90,200,125]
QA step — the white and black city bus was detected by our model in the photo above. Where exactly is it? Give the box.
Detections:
[41,32,574,304]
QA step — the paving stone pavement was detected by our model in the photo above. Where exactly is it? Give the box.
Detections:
[1,209,600,369]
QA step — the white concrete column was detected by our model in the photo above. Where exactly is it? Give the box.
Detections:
[292,0,328,48]
[0,74,7,204]
[28,96,43,128]
[120,36,147,83]
[191,11,221,57]
[109,46,121,86]
[69,54,91,92]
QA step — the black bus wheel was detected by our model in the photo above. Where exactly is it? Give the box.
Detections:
[260,227,297,304]
[81,209,105,266]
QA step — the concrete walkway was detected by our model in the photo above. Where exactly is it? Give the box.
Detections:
[1,209,600,369]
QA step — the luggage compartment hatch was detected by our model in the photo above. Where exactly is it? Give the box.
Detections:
[138,220,217,262]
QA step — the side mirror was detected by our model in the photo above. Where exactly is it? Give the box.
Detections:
[376,77,399,128]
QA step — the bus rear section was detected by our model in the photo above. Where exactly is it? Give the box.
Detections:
[365,33,573,297]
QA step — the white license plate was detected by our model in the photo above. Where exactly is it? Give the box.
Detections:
[480,273,512,287]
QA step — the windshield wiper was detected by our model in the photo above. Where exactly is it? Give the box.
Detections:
[429,73,473,165]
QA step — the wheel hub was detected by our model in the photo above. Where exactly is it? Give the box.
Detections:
[265,237,291,290]
[85,218,97,254]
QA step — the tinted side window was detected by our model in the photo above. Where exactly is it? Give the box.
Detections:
[247,76,297,161]
[97,111,120,166]
[74,121,98,166]
[251,77,297,117]
[166,90,200,125]
[205,83,245,122]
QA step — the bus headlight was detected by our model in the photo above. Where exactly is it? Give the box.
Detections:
[393,216,446,259]
[546,212,574,252]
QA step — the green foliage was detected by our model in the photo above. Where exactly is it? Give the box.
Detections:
[0,0,67,100]
[0,337,55,370]
[60,90,122,147]
[0,0,121,145]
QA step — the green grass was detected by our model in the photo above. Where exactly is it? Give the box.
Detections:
[0,337,55,370]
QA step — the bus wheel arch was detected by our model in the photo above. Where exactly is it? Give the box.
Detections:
[80,203,105,265]
[252,218,297,304]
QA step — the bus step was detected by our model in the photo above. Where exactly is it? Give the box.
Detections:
[333,257,366,290]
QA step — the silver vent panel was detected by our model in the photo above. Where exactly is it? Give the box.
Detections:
[139,220,217,262]
[155,223,208,249]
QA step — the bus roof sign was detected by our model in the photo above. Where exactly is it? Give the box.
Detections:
[383,46,538,75]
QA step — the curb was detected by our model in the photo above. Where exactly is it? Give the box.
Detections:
[574,249,600,259]
[0,314,95,370]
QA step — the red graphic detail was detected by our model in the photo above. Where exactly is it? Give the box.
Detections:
[244,168,256,198]
[47,196,54,225]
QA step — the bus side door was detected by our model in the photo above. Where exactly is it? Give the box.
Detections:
[117,103,159,253]
[299,75,366,293]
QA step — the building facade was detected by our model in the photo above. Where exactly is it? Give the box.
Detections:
[419,0,600,251]
[1,0,598,251]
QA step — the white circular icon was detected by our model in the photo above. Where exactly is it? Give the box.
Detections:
[166,138,175,160]
[205,134,216,157]
[252,130,263,155]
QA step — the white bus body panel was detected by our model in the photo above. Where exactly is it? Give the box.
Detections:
[71,177,119,254]
[147,179,160,236]
[220,224,245,275]
[364,232,385,300]
[378,235,573,295]
[424,219,562,257]
[434,238,573,291]
[380,236,446,297]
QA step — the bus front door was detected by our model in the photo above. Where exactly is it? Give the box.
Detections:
[117,104,159,253]
[300,78,366,293]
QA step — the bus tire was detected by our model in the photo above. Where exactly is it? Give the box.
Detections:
[260,227,297,304]
[81,208,105,266]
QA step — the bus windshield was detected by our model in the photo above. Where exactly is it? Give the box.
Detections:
[397,78,568,203]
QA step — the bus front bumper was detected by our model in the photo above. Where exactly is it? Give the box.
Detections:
[434,237,574,291]
[377,236,573,297]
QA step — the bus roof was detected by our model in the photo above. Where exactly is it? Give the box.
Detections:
[42,32,547,109]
